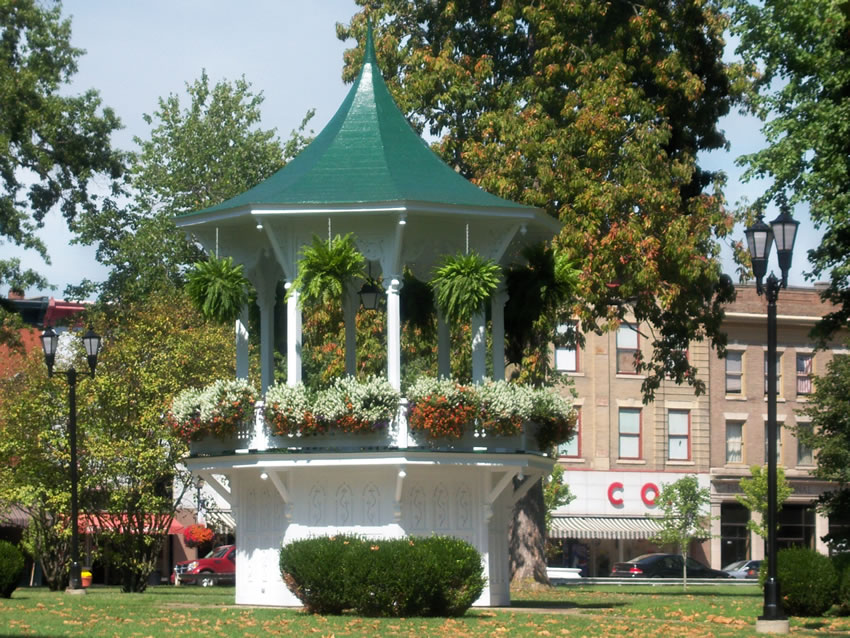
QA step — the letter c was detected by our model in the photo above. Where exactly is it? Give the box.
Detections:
[608,482,624,506]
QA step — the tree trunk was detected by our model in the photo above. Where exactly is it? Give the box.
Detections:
[509,479,550,588]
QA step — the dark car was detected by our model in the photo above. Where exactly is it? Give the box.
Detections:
[610,553,731,578]
[722,559,762,579]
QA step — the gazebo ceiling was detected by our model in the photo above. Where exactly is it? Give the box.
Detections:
[176,23,559,275]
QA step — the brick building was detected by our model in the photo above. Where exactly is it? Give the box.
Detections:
[549,284,846,575]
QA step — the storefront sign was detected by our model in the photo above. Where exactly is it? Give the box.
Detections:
[607,481,659,507]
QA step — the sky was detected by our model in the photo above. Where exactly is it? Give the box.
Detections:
[8,0,821,299]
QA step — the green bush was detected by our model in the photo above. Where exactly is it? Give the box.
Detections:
[831,552,850,609]
[280,535,485,617]
[279,535,355,614]
[0,541,25,598]
[765,547,838,617]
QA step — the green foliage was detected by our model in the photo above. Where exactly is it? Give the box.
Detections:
[505,243,579,385]
[280,535,485,617]
[652,475,711,589]
[0,0,124,295]
[730,0,850,341]
[292,234,365,307]
[0,540,24,598]
[339,1,741,401]
[543,464,575,534]
[72,70,304,303]
[797,352,850,543]
[735,465,793,539]
[79,290,236,592]
[430,252,501,325]
[768,547,838,617]
[185,254,251,325]
[0,349,75,590]
[838,559,850,612]
[279,535,362,615]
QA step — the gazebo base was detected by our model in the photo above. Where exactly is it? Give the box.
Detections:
[188,451,552,607]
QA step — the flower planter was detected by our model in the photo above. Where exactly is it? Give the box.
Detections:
[265,424,396,451]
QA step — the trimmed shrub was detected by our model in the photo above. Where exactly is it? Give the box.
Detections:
[839,566,850,612]
[280,535,485,617]
[0,541,25,598]
[279,535,356,614]
[766,547,838,617]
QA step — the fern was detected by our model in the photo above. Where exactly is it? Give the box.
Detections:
[185,254,250,324]
[430,252,501,325]
[291,233,365,306]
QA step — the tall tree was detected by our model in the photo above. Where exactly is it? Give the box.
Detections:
[0,351,77,590]
[797,352,850,547]
[652,475,712,590]
[80,290,236,592]
[0,0,124,336]
[730,0,850,340]
[70,72,313,304]
[338,0,739,585]
[338,0,740,400]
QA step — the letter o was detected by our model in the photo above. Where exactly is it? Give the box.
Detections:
[608,482,624,506]
[641,482,659,506]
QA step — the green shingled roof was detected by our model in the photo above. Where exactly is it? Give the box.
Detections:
[182,25,526,218]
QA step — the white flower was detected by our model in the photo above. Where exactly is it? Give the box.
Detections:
[54,331,80,370]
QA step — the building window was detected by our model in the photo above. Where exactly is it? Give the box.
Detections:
[726,351,743,394]
[726,421,743,464]
[618,408,641,459]
[797,424,814,466]
[616,324,639,374]
[764,422,782,463]
[668,409,690,460]
[796,353,813,396]
[554,322,578,372]
[558,408,581,457]
[764,352,782,396]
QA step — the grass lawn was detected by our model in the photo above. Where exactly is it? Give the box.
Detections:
[1,583,849,637]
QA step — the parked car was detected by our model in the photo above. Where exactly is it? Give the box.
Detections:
[610,553,731,578]
[722,559,762,579]
[171,544,235,586]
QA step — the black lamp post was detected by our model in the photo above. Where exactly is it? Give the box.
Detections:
[744,209,798,628]
[40,325,101,592]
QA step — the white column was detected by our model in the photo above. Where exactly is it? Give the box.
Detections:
[709,501,722,568]
[285,282,302,387]
[344,286,357,376]
[235,306,250,380]
[437,308,451,378]
[386,277,401,390]
[815,510,830,555]
[256,282,275,393]
[471,309,486,383]
[491,288,507,381]
[751,511,765,560]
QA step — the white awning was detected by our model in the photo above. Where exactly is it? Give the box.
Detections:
[549,515,664,540]
[204,509,236,533]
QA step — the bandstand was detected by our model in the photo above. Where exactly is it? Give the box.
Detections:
[175,25,562,607]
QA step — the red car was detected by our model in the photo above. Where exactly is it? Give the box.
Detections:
[171,544,236,586]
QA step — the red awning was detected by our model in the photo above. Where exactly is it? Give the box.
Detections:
[78,514,184,535]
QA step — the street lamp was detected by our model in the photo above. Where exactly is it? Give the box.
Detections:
[744,209,798,633]
[40,325,101,592]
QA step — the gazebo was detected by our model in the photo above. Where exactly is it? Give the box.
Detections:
[175,26,562,607]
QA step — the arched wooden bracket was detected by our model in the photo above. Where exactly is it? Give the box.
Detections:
[484,469,520,522]
[265,470,293,521]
